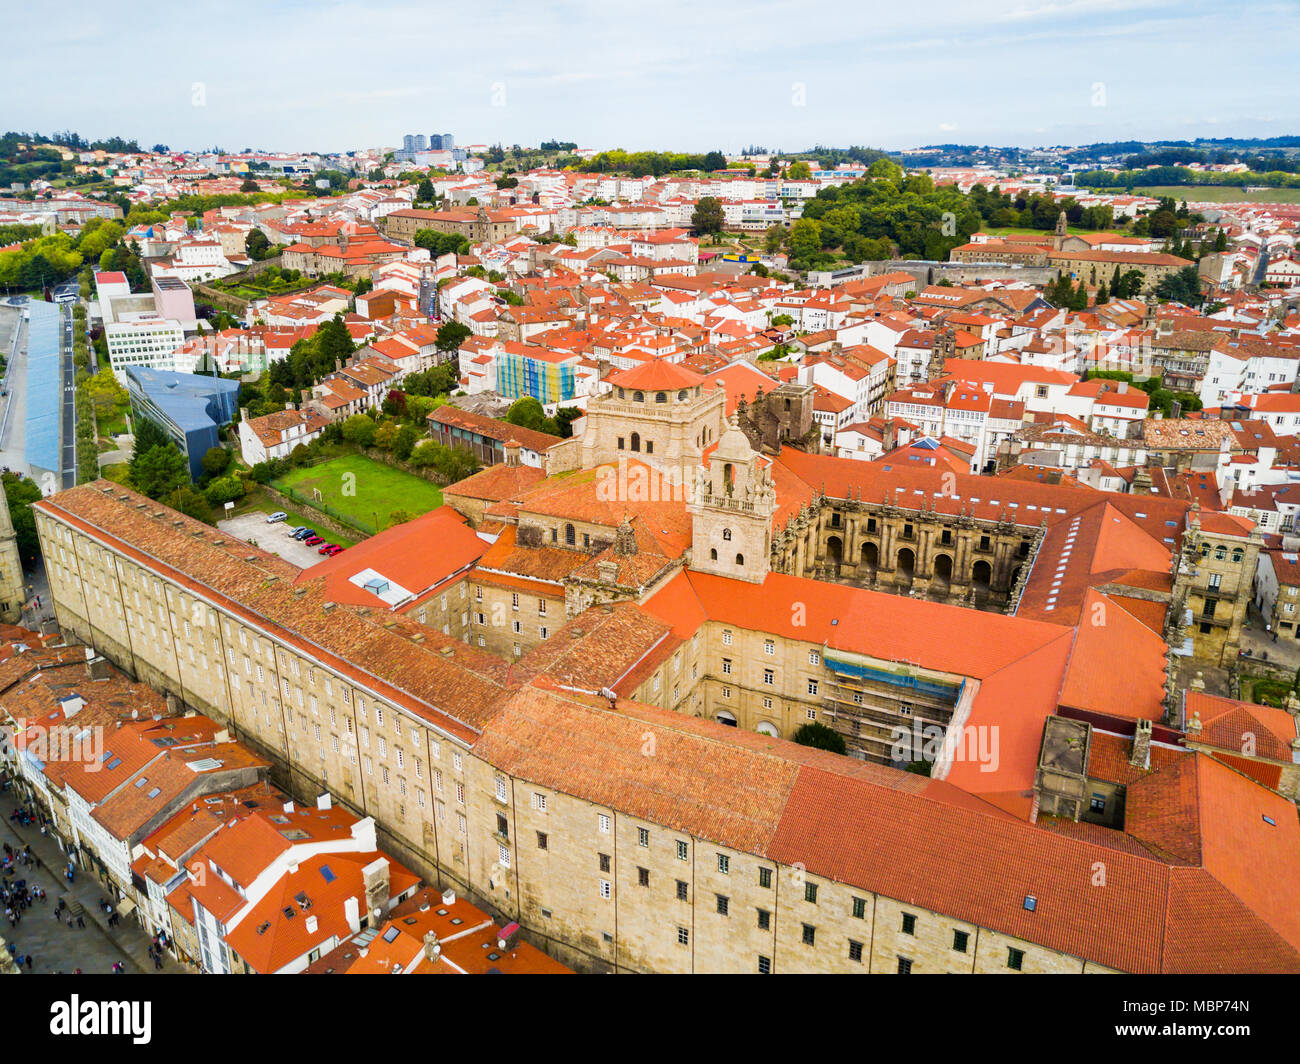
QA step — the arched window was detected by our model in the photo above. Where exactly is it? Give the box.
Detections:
[722,528,732,541]
[723,462,734,492]
[633,391,644,403]
[1215,545,1227,561]
[677,390,688,402]
[710,548,718,561]
[756,722,778,738]
[630,432,641,452]
[1231,547,1244,563]
[617,387,625,399]
[565,523,576,546]
[655,391,667,404]
[735,553,744,566]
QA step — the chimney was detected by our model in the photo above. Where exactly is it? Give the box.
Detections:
[305,914,318,935]
[1117,381,1127,394]
[497,921,520,950]
[283,800,295,815]
[1130,719,1152,770]
[362,857,390,919]
[596,559,619,585]
[343,895,360,934]
[316,793,332,811]
[441,887,456,906]
[351,816,377,852]
[504,439,521,467]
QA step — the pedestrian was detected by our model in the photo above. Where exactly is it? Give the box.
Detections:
[76,914,84,929]
[24,954,31,971]
[153,953,162,970]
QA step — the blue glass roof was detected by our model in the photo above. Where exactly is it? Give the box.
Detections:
[24,299,63,477]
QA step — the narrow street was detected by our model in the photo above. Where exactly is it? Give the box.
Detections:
[0,785,190,974]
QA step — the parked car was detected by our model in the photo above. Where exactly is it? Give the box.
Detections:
[266,511,288,524]
[292,527,314,540]
[304,535,324,546]
[323,544,345,556]
[317,543,336,555]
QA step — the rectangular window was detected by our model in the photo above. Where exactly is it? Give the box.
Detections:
[763,668,774,685]
[805,882,818,904]
[717,854,729,874]
[637,867,650,887]
[494,777,508,802]
[676,880,688,901]
[721,658,732,675]
[676,840,688,862]
[758,955,771,974]
[1008,948,1024,971]
[638,827,649,847]
[598,813,611,833]
[953,930,969,953]
[758,867,772,889]
[848,939,863,963]
[807,679,819,696]
[757,908,770,930]
[809,650,820,666]
[802,924,815,946]
[599,880,611,900]
[716,894,729,916]
[599,853,611,873]
[677,926,689,946]
[537,831,548,850]
[852,896,866,919]
[533,792,547,811]
[901,913,916,935]
[898,957,912,974]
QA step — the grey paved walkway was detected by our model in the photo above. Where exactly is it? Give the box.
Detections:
[0,786,191,974]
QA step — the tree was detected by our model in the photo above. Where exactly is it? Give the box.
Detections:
[131,444,189,500]
[203,474,245,506]
[505,397,559,435]
[240,178,258,193]
[341,414,377,447]
[393,424,419,462]
[786,160,812,180]
[691,197,725,238]
[416,178,435,204]
[169,485,213,524]
[2,473,43,558]
[1155,265,1205,307]
[200,446,231,478]
[764,223,786,253]
[435,320,472,354]
[245,229,270,260]
[792,722,846,755]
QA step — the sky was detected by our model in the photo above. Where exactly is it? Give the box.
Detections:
[8,0,1299,155]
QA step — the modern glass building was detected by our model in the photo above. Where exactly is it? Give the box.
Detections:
[124,367,240,481]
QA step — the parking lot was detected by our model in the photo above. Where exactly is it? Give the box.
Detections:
[216,512,346,570]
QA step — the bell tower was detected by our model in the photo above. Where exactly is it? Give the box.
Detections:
[688,415,777,585]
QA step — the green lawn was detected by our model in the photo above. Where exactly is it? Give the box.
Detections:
[273,454,443,534]
[1128,185,1300,204]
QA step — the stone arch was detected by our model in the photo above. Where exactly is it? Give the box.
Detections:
[933,552,953,587]
[972,559,992,590]
[716,711,738,727]
[826,535,843,566]
[756,721,779,738]
[897,547,916,585]
[630,431,641,452]
[860,540,879,576]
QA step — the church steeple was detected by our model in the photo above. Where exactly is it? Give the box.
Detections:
[687,414,776,585]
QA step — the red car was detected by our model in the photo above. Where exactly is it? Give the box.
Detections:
[317,543,336,555]
[325,544,345,556]
[304,535,324,546]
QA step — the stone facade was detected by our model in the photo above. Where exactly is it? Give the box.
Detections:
[34,503,1117,973]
